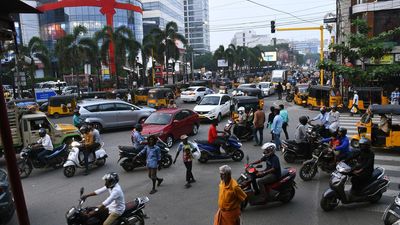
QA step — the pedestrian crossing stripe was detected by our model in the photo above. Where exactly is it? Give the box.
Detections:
[336,115,400,135]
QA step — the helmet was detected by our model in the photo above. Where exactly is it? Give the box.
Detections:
[358,137,371,152]
[39,128,46,137]
[79,125,88,134]
[338,127,347,137]
[102,172,119,188]
[135,123,143,132]
[238,107,245,113]
[354,91,357,94]
[261,142,276,157]
[299,116,308,125]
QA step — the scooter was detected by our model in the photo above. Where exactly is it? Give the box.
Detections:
[63,141,108,177]
[224,120,254,142]
[237,159,297,209]
[382,184,400,225]
[118,139,173,172]
[66,187,149,225]
[194,134,244,163]
[18,144,69,178]
[320,162,390,211]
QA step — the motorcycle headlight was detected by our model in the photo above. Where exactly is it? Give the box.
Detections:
[164,148,170,152]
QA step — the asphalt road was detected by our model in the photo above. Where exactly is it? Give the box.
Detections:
[4,95,400,225]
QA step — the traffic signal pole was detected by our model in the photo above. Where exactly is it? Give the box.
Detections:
[276,26,325,85]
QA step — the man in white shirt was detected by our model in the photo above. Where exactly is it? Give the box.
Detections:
[351,91,360,115]
[81,172,125,225]
[35,128,54,164]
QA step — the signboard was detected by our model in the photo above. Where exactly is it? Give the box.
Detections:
[323,18,337,23]
[370,54,394,65]
[395,54,400,62]
[217,59,228,67]
[35,89,57,101]
[155,65,163,78]
[102,66,110,80]
[262,52,277,62]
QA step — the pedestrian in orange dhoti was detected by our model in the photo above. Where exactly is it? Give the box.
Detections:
[214,165,247,225]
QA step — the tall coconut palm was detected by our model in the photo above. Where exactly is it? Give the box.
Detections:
[141,33,159,86]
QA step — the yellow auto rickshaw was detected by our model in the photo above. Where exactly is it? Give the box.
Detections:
[47,95,77,118]
[351,104,400,150]
[233,87,264,109]
[307,85,342,109]
[147,88,175,108]
[163,84,181,98]
[134,87,152,104]
[230,96,261,122]
[348,87,389,111]
[294,84,309,107]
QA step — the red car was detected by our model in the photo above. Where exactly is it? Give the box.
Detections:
[142,108,200,148]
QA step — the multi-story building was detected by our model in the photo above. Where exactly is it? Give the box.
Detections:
[184,0,210,54]
[230,30,270,47]
[142,0,184,35]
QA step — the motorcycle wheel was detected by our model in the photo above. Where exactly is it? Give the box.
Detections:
[283,152,296,163]
[279,186,296,203]
[198,152,209,163]
[63,166,76,178]
[232,149,244,162]
[121,159,135,172]
[369,192,383,203]
[300,161,317,181]
[320,195,339,211]
[161,155,173,168]
[96,158,106,167]
[122,215,144,225]
[286,95,294,102]
[17,159,32,179]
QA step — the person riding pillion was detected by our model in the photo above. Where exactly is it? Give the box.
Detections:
[350,137,375,194]
[79,125,95,175]
[131,123,145,151]
[322,127,351,161]
[295,116,311,158]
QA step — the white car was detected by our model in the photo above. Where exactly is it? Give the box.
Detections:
[181,86,213,102]
[258,82,275,96]
[193,94,231,121]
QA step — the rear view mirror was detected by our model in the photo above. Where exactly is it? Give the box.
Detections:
[256,165,263,168]
[80,187,84,196]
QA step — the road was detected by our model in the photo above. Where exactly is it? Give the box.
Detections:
[4,95,400,225]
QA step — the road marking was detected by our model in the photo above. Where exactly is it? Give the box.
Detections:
[375,155,400,162]
[376,164,400,172]
[344,185,398,198]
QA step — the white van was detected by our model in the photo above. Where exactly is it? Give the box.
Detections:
[271,70,287,84]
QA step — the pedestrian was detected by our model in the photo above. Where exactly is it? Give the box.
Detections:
[267,106,275,141]
[253,105,266,146]
[213,165,247,225]
[134,135,163,194]
[127,91,132,103]
[276,82,283,100]
[271,107,283,151]
[391,88,400,105]
[350,90,360,116]
[73,110,81,128]
[173,134,197,188]
[279,104,289,139]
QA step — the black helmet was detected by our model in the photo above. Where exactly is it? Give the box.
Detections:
[102,172,119,188]
[299,116,308,125]
[135,123,143,132]
[79,125,88,134]
[338,127,347,137]
[39,128,46,137]
[358,137,371,152]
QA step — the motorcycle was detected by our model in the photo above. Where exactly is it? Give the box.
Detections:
[17,144,69,178]
[237,158,297,209]
[299,142,336,181]
[320,162,390,211]
[66,187,149,225]
[63,141,108,177]
[286,91,294,102]
[194,133,244,163]
[224,120,254,142]
[382,184,400,225]
[118,138,173,172]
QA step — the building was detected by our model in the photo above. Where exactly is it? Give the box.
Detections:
[142,0,184,35]
[184,0,210,54]
[230,30,270,47]
[16,1,41,46]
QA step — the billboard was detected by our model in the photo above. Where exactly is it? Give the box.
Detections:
[217,59,228,67]
[262,52,277,62]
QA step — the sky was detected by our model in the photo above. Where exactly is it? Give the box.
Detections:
[208,0,336,51]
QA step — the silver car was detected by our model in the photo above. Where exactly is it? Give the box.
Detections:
[78,100,155,131]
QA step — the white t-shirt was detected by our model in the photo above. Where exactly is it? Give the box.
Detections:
[353,94,359,105]
[95,183,125,215]
[37,134,53,151]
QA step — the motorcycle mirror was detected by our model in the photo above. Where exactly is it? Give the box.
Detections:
[80,187,84,196]
[246,155,249,164]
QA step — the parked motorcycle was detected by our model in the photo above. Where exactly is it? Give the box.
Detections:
[320,162,389,211]
[66,187,149,225]
[299,142,336,181]
[194,134,244,163]
[118,139,173,172]
[63,141,108,177]
[382,184,400,225]
[18,144,69,178]
[224,120,254,141]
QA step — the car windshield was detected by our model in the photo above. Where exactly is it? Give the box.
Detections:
[187,87,197,91]
[299,87,308,93]
[199,96,220,105]
[259,83,269,88]
[144,113,172,125]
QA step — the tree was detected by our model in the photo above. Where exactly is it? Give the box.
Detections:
[141,33,159,86]
[194,52,216,71]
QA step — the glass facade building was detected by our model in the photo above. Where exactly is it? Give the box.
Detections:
[184,0,210,54]
[142,0,184,34]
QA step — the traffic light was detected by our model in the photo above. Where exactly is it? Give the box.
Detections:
[271,21,275,33]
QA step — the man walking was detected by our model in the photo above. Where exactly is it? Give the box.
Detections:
[253,106,266,146]
[267,106,275,141]
[279,104,289,140]
[391,88,400,105]
[276,82,283,100]
[271,108,283,151]
[173,135,197,188]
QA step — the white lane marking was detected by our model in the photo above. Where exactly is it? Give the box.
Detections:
[376,164,400,172]
[375,155,400,162]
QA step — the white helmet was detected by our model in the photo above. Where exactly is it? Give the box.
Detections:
[261,142,276,157]
[238,107,245,112]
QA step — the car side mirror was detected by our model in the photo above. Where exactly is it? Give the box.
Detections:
[173,120,179,123]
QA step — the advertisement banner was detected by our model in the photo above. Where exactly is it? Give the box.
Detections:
[262,52,277,62]
[217,59,228,67]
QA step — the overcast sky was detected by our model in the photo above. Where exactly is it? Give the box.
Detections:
[209,0,336,51]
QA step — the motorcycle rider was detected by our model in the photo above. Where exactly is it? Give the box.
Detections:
[131,124,145,151]
[34,128,54,164]
[294,116,311,158]
[309,106,330,138]
[80,125,94,175]
[351,137,375,194]
[236,107,247,138]
[208,119,226,154]
[80,172,125,225]
[85,119,102,151]
[250,143,281,200]
[322,127,351,161]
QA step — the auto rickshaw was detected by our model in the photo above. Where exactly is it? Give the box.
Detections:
[293,84,309,107]
[233,87,264,108]
[348,87,389,111]
[307,85,343,109]
[47,95,77,118]
[163,84,181,98]
[134,87,152,104]
[351,104,400,150]
[147,88,175,108]
[230,96,261,122]
[111,89,130,100]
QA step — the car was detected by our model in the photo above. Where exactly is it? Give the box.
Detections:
[258,82,275,96]
[217,78,232,89]
[78,100,155,131]
[0,169,14,225]
[193,94,231,122]
[141,108,200,148]
[180,86,213,103]
[238,83,257,89]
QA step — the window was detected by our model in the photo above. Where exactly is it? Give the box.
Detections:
[30,118,50,131]
[115,103,133,111]
[99,103,116,112]
[84,105,99,112]
[197,87,206,92]
[174,111,186,121]
[221,95,231,104]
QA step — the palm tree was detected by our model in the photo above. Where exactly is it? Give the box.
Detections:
[151,21,187,84]
[141,34,159,86]
[213,45,236,78]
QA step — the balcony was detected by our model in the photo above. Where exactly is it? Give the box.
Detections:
[353,0,400,14]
